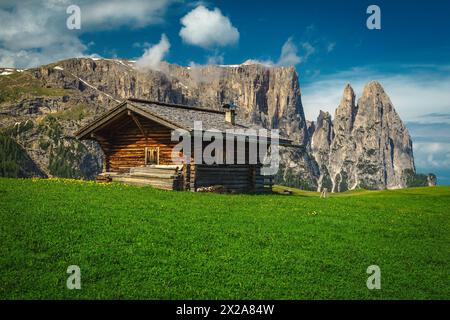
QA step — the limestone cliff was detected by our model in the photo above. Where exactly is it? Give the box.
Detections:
[311,82,416,191]
[311,111,334,190]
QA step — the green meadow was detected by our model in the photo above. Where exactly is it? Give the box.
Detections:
[0,178,449,299]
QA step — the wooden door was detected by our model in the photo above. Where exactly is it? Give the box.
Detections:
[144,147,160,165]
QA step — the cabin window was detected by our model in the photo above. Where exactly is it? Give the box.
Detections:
[145,147,160,165]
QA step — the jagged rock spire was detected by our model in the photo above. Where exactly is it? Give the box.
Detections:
[334,83,357,134]
[312,81,416,192]
[342,83,356,105]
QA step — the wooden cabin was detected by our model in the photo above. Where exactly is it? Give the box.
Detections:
[75,98,292,193]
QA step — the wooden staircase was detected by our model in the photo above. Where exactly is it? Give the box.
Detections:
[99,165,184,190]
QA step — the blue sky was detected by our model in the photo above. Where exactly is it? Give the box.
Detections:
[79,0,450,79]
[1,0,449,184]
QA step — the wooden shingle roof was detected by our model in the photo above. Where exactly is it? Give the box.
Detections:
[128,98,263,132]
[75,98,292,145]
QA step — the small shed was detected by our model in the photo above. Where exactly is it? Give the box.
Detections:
[75,98,292,193]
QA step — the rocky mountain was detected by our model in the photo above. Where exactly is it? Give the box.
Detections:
[0,57,428,190]
[311,82,416,191]
[310,110,334,190]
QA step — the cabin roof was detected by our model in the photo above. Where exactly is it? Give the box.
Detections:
[75,98,293,145]
[128,98,262,132]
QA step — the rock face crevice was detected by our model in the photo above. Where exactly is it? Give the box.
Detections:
[0,58,417,190]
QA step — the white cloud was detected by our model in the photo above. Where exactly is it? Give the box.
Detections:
[134,34,170,71]
[0,0,173,68]
[414,142,450,169]
[301,66,450,123]
[247,38,315,67]
[81,0,172,30]
[407,121,450,174]
[0,45,86,69]
[179,5,239,49]
[206,53,224,65]
[277,38,301,66]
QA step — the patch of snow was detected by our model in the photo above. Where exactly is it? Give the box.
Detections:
[54,66,64,71]
[218,60,264,68]
[242,59,261,66]
[116,60,129,67]
[0,71,13,76]
[179,82,189,89]
[219,64,241,68]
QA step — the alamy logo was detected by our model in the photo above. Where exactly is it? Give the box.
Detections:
[66,5,81,30]
[366,265,381,290]
[66,265,81,290]
[170,121,280,175]
[367,5,381,30]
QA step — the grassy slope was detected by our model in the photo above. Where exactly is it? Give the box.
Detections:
[0,178,449,300]
[0,72,70,104]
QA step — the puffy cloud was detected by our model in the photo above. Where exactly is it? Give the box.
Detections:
[81,0,172,30]
[407,122,450,176]
[0,0,173,68]
[134,34,170,71]
[414,141,450,171]
[179,5,239,49]
[277,38,301,66]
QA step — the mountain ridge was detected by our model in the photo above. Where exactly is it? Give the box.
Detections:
[0,57,434,190]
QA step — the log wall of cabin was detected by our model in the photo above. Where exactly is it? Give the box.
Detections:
[187,139,270,193]
[193,138,269,166]
[96,114,181,173]
[189,164,267,193]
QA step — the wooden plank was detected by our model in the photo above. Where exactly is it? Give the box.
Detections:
[129,172,178,179]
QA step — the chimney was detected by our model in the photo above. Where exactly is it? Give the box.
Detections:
[223,103,237,125]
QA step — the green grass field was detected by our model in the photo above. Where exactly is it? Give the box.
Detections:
[0,178,449,300]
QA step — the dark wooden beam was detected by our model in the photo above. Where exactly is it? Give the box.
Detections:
[128,110,147,140]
